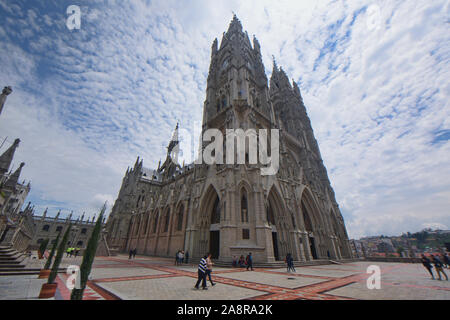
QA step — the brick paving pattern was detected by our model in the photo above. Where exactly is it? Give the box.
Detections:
[78,255,450,300]
[1,254,449,300]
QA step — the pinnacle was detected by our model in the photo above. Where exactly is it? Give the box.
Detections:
[227,14,243,34]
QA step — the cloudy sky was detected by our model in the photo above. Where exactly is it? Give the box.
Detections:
[0,0,448,239]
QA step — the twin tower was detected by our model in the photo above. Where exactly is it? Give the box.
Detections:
[106,16,352,263]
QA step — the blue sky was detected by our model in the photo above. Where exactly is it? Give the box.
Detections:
[0,0,449,239]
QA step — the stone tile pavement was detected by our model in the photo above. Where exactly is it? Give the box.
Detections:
[1,254,449,300]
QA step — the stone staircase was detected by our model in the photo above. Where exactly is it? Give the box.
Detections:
[0,246,72,276]
[214,259,335,268]
[0,246,41,276]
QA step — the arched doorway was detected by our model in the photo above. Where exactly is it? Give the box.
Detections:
[267,187,291,261]
[302,201,318,259]
[209,195,220,259]
[300,188,322,260]
[198,185,221,260]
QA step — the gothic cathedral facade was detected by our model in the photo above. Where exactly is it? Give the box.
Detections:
[105,16,352,263]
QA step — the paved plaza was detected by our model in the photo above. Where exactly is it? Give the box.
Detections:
[1,254,449,300]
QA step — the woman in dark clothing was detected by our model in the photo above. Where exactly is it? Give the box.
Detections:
[288,254,296,272]
[421,254,434,279]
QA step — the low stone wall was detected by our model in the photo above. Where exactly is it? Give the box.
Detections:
[363,257,421,263]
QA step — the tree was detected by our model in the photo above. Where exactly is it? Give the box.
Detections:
[44,232,60,270]
[38,239,49,258]
[48,224,71,284]
[70,203,106,300]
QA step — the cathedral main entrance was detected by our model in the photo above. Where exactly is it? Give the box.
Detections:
[272,232,280,261]
[209,231,220,259]
[309,236,318,259]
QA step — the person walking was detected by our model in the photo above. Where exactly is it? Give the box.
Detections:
[442,253,450,268]
[194,255,208,290]
[421,254,434,279]
[246,252,254,271]
[431,254,448,281]
[175,251,180,265]
[129,249,133,259]
[285,253,290,272]
[206,253,216,287]
[185,251,189,264]
[288,253,296,272]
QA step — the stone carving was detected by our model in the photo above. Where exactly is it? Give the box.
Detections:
[0,86,13,116]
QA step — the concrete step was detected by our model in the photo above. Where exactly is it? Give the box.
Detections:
[0,269,66,276]
[0,271,41,276]
[0,264,26,269]
[214,259,332,268]
[0,260,23,264]
[0,255,20,261]
[0,251,17,256]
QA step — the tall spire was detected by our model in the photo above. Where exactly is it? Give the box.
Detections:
[227,14,243,35]
[272,56,278,76]
[0,86,13,116]
[0,138,20,175]
[4,162,25,189]
[167,122,179,156]
[41,208,48,220]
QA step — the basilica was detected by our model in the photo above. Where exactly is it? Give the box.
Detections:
[105,16,352,264]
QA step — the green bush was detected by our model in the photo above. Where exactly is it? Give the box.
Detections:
[71,204,105,300]
[39,239,49,257]
[44,232,60,270]
[48,224,71,284]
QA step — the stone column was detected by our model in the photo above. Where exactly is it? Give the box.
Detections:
[302,231,313,261]
[290,230,304,261]
[165,203,175,256]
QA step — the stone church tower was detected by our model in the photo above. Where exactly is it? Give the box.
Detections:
[105,16,352,263]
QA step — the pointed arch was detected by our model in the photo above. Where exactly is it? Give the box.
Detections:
[199,184,221,225]
[153,210,159,233]
[299,186,323,230]
[241,189,248,223]
[142,212,150,235]
[176,203,185,231]
[163,207,171,233]
[211,196,220,224]
[267,184,289,226]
